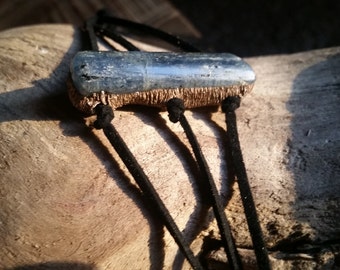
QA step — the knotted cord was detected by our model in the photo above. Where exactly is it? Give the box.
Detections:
[75,10,271,270]
[167,98,242,269]
[222,97,271,269]
[94,104,204,270]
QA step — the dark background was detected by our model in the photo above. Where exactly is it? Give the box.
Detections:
[0,0,339,57]
[171,0,340,56]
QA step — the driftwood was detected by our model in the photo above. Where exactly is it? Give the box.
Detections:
[0,25,339,270]
[0,0,199,38]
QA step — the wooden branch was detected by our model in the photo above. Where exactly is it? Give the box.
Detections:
[0,25,339,269]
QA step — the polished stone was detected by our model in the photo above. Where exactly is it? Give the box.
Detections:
[71,51,255,96]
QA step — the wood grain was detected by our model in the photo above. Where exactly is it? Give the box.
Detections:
[0,24,339,269]
[0,0,200,37]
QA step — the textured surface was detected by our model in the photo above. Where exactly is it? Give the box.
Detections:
[0,0,199,38]
[0,25,339,269]
[71,51,255,95]
[0,0,339,57]
[69,51,255,113]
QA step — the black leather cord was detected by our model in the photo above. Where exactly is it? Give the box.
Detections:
[94,104,204,270]
[85,17,99,51]
[95,24,140,51]
[222,97,271,270]
[78,11,271,270]
[167,98,243,270]
[95,10,200,52]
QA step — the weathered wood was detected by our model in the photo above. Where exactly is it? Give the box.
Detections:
[0,0,200,38]
[0,25,339,270]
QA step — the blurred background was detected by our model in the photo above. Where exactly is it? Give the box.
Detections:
[0,0,339,56]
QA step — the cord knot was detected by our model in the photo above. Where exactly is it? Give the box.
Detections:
[221,96,241,113]
[94,104,114,129]
[166,98,185,123]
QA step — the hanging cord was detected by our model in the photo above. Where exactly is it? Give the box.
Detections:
[80,11,270,269]
[95,10,200,52]
[84,17,99,51]
[93,104,204,270]
[167,98,243,270]
[222,97,271,270]
[84,12,140,52]
[95,23,141,51]
[80,14,205,270]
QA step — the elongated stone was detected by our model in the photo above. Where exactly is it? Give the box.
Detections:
[68,51,256,113]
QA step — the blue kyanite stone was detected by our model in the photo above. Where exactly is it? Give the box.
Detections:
[71,51,256,96]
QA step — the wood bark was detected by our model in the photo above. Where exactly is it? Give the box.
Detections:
[0,25,339,270]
